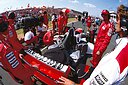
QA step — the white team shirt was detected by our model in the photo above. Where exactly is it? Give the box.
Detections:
[83,37,128,85]
[24,31,34,41]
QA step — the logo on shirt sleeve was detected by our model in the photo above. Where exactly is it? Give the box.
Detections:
[102,26,106,30]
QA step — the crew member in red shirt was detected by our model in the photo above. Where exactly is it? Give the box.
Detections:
[64,13,68,27]
[8,12,19,40]
[0,15,25,53]
[86,16,92,31]
[57,11,65,35]
[90,10,114,67]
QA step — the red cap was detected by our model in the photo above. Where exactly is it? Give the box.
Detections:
[101,10,109,15]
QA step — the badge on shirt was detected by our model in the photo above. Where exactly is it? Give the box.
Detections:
[9,30,13,37]
[107,28,113,36]
[102,26,106,30]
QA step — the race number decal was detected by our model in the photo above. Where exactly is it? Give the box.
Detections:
[95,75,105,85]
[90,72,108,85]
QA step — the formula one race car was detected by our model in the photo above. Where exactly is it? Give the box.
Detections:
[0,27,94,85]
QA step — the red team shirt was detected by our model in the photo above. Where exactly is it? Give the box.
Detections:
[6,25,24,52]
[64,14,68,26]
[91,21,114,67]
[57,14,65,34]
[86,17,92,28]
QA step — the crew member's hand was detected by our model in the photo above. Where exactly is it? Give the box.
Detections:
[58,76,78,85]
[96,50,100,55]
